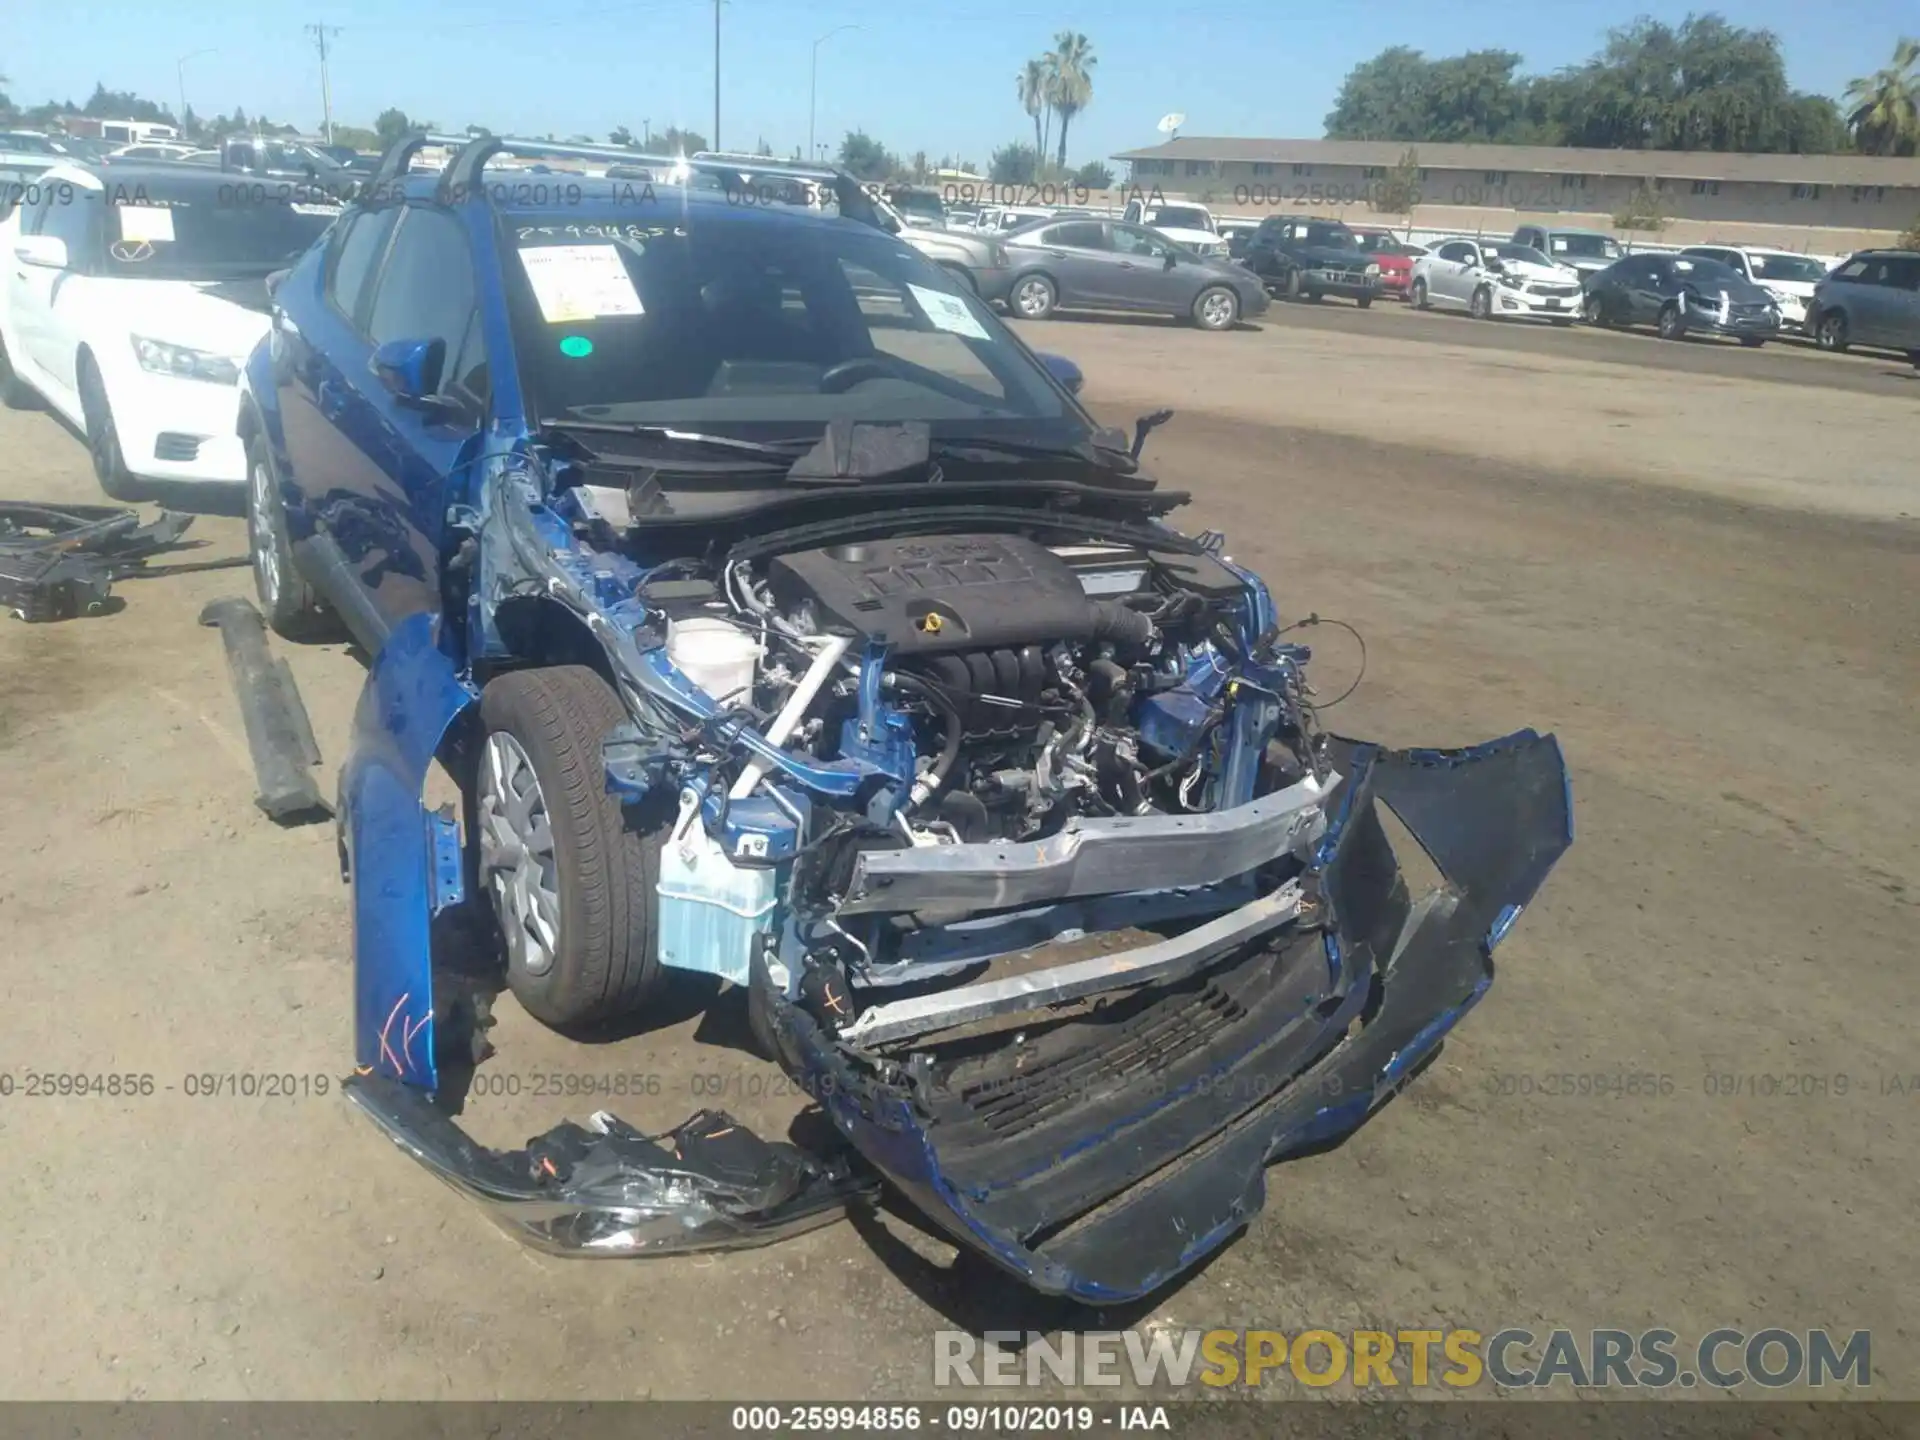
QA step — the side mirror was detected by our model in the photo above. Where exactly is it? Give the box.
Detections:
[1036,352,1084,396]
[14,235,69,270]
[1163,251,1178,270]
[370,337,446,406]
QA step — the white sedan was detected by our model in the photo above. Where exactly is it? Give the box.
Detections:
[1411,239,1585,323]
[0,162,339,496]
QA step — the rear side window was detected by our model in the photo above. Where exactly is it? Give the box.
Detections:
[1832,257,1869,280]
[1042,222,1107,250]
[1884,257,1920,290]
[1437,241,1475,263]
[327,209,397,327]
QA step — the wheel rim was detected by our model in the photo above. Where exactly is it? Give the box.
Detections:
[1585,295,1602,323]
[1412,281,1425,307]
[1822,318,1843,349]
[1200,291,1234,328]
[1661,309,1679,338]
[1472,290,1487,318]
[479,732,561,977]
[1015,279,1051,317]
[249,460,282,610]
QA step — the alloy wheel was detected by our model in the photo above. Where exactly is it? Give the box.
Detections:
[478,731,562,977]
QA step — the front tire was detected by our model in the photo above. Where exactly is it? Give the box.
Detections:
[1469,286,1493,321]
[477,667,666,1031]
[1355,294,1373,310]
[245,434,335,640]
[1285,268,1305,302]
[1583,292,1610,327]
[1410,277,1430,310]
[1815,311,1850,352]
[1011,273,1056,320]
[1656,303,1686,341]
[1192,285,1239,331]
[77,356,137,500]
[1739,336,1766,348]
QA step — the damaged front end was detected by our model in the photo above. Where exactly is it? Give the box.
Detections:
[339,440,1570,1291]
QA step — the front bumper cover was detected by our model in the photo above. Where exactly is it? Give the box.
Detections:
[770,728,1571,1301]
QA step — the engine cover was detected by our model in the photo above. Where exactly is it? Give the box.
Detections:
[767,534,1095,654]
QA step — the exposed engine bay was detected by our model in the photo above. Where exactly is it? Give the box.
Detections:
[557,488,1340,1039]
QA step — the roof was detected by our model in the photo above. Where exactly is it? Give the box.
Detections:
[1111,137,1920,188]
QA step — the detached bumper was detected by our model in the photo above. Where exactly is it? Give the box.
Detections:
[772,729,1571,1302]
[343,1075,872,1256]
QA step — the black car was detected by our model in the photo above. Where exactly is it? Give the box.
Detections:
[1001,217,1269,331]
[1582,253,1782,345]
[1241,216,1382,307]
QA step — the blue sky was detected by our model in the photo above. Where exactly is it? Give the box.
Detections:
[9,0,1912,164]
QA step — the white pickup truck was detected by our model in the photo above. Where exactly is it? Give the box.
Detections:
[1121,199,1228,259]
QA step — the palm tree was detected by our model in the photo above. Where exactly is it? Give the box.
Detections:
[1844,37,1920,157]
[1045,32,1096,171]
[1017,58,1050,159]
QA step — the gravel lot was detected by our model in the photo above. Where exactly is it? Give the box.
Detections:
[0,304,1914,1400]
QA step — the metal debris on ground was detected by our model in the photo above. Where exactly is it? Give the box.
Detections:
[0,500,223,622]
[199,596,330,824]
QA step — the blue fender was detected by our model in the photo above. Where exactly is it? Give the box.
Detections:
[342,611,478,1089]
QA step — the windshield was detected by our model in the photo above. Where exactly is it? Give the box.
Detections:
[103,191,338,277]
[891,191,946,225]
[1149,206,1214,233]
[1670,256,1743,285]
[1492,243,1554,267]
[509,212,1072,433]
[1304,223,1359,248]
[1748,252,1829,282]
[1548,233,1622,259]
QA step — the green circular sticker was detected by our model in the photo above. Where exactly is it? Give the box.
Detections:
[559,335,594,358]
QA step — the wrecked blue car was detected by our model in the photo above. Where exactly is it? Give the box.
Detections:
[237,134,1571,1301]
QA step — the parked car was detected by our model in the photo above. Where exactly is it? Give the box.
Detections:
[1217,217,1262,259]
[868,188,1014,305]
[1509,224,1624,282]
[1351,226,1428,300]
[1001,216,1268,330]
[241,134,1569,1301]
[1680,245,1832,334]
[1119,199,1227,259]
[1242,216,1383,305]
[107,142,203,161]
[885,185,947,229]
[1581,252,1781,344]
[1807,250,1920,361]
[0,162,341,494]
[1410,239,1583,323]
[0,130,73,157]
[984,204,1053,233]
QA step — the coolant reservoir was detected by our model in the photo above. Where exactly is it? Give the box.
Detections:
[666,616,761,704]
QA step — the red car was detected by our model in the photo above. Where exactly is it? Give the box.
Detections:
[1352,228,1428,299]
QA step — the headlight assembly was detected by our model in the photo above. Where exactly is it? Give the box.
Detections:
[131,336,242,385]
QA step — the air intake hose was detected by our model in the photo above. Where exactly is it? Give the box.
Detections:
[1089,600,1155,651]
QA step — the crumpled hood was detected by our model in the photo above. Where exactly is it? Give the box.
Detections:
[110,277,272,357]
[1500,259,1583,286]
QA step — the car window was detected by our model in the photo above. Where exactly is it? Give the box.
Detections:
[1038,221,1107,251]
[1303,223,1357,248]
[1110,225,1171,259]
[1670,256,1740,285]
[38,184,102,264]
[327,208,398,327]
[99,189,334,280]
[1549,232,1622,259]
[1882,257,1920,290]
[1437,241,1475,263]
[1748,253,1828,282]
[1832,257,1869,281]
[366,208,476,398]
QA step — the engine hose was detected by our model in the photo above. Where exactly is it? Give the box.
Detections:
[1089,599,1155,650]
[884,671,962,809]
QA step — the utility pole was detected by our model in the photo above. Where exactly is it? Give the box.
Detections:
[809,25,858,166]
[306,23,341,144]
[642,117,651,148]
[176,49,217,136]
[711,0,721,150]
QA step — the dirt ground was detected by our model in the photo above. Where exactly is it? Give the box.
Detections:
[0,306,1914,1402]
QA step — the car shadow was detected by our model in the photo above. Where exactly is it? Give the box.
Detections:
[1035,309,1265,334]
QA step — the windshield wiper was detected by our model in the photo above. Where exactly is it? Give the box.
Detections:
[546,419,817,461]
[931,433,1139,475]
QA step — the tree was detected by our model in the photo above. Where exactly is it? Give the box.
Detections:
[1899,214,1920,249]
[1045,32,1096,170]
[1612,179,1667,231]
[657,126,707,154]
[1368,146,1423,216]
[1844,37,1920,156]
[374,108,413,146]
[608,125,634,146]
[1017,58,1049,158]
[838,130,895,180]
[1327,17,1848,153]
[331,123,380,150]
[1071,160,1112,189]
[989,141,1040,185]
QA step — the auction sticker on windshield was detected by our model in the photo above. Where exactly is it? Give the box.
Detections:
[518,244,644,323]
[908,283,990,341]
[117,205,175,243]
